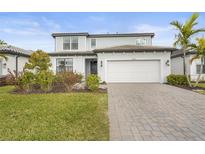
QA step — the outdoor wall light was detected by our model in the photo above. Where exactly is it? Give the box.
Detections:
[165,60,170,66]
[100,61,103,67]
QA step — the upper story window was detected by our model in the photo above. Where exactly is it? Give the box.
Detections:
[71,37,78,50]
[63,36,78,50]
[136,38,148,46]
[91,39,96,48]
[63,37,70,50]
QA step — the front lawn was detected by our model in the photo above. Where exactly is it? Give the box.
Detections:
[191,83,205,95]
[197,83,205,88]
[0,86,109,140]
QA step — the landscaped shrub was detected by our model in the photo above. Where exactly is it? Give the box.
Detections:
[24,50,52,72]
[35,70,55,92]
[86,74,100,91]
[23,49,55,92]
[6,69,35,91]
[19,71,35,91]
[167,74,188,86]
[57,71,83,91]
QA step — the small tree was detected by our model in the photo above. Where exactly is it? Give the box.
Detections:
[25,49,52,73]
[24,50,54,92]
[189,38,205,87]
[0,40,8,60]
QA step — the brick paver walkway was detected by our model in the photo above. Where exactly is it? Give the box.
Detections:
[108,83,205,141]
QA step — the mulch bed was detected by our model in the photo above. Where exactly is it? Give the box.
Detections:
[10,82,107,94]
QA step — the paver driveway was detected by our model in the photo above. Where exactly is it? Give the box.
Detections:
[108,83,205,141]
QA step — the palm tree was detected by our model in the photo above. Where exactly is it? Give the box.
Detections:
[0,39,8,60]
[189,38,205,87]
[170,13,205,87]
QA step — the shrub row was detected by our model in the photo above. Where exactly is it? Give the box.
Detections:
[7,69,85,92]
[6,50,101,93]
[167,74,188,86]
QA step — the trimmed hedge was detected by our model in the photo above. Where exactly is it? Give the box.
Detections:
[167,74,188,86]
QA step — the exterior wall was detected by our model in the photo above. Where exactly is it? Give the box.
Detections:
[97,52,171,83]
[171,56,184,75]
[0,55,29,75]
[55,36,87,52]
[55,36,152,52]
[171,55,192,75]
[86,36,152,51]
[190,55,205,81]
[50,55,97,79]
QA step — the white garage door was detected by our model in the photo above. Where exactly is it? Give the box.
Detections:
[107,60,160,83]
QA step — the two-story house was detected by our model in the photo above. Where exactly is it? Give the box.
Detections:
[49,32,176,83]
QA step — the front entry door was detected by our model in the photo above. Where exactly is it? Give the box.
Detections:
[90,61,97,74]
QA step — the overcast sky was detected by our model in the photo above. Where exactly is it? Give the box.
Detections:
[0,12,205,52]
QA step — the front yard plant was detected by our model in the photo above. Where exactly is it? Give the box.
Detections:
[57,71,83,92]
[86,74,100,91]
[167,75,205,95]
[167,74,188,86]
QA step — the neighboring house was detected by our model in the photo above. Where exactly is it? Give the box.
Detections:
[0,45,32,76]
[171,50,205,81]
[49,32,176,83]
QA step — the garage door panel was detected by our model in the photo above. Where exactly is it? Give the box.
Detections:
[107,60,160,83]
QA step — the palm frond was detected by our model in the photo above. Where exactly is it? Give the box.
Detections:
[170,21,183,31]
[185,13,200,29]
[191,28,205,36]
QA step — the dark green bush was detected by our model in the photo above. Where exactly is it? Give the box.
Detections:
[35,70,55,92]
[86,74,100,91]
[167,74,188,86]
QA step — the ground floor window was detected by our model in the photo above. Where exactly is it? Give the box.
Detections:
[196,65,205,74]
[56,58,73,73]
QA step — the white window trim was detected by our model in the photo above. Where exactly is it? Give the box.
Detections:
[63,36,79,51]
[91,38,97,49]
[136,38,148,46]
[56,58,73,73]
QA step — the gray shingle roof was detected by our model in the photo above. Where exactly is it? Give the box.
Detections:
[52,32,89,37]
[171,49,196,58]
[0,45,33,56]
[52,32,155,38]
[48,51,96,56]
[93,45,177,53]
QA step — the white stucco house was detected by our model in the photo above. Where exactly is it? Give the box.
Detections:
[0,45,32,76]
[49,32,176,83]
[171,50,205,81]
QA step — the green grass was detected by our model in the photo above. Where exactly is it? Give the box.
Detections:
[0,86,109,141]
[191,83,205,88]
[197,83,205,88]
[191,83,205,95]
